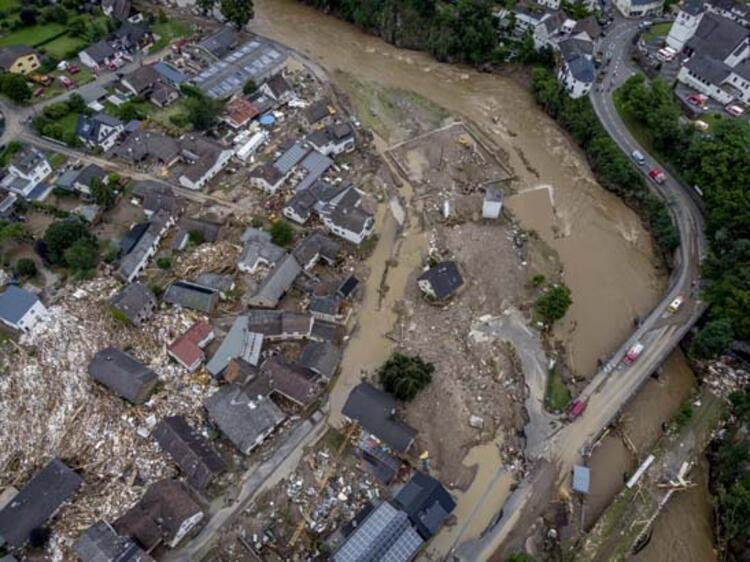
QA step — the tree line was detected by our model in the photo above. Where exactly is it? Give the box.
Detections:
[618,74,750,358]
[530,67,680,255]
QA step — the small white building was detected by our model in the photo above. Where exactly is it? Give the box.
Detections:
[0,286,47,332]
[666,0,705,50]
[2,145,52,198]
[614,0,664,17]
[483,185,504,219]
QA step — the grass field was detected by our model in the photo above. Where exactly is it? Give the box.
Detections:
[151,19,192,52]
[642,22,672,42]
[544,369,571,412]
[41,34,88,59]
[0,23,66,49]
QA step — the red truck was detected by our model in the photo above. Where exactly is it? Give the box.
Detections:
[568,399,587,419]
[648,168,666,184]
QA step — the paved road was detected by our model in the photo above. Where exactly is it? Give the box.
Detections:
[454,16,708,560]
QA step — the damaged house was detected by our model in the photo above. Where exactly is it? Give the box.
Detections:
[204,384,286,454]
[246,253,303,308]
[152,415,226,490]
[0,459,83,548]
[167,321,215,372]
[114,479,203,551]
[74,521,152,562]
[237,227,285,274]
[163,280,220,314]
[117,209,175,282]
[88,347,159,405]
[111,282,157,326]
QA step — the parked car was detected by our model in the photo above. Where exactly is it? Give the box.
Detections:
[59,76,74,89]
[631,149,646,165]
[568,399,587,419]
[687,93,707,107]
[34,87,44,97]
[725,104,744,117]
[648,168,666,184]
[67,64,80,74]
[624,343,644,365]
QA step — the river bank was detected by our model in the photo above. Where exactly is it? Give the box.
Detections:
[247,0,684,556]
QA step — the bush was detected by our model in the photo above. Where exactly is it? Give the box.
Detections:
[14,257,37,277]
[535,284,572,325]
[157,256,171,269]
[690,319,734,360]
[378,352,435,401]
[270,219,294,247]
[43,217,95,265]
[0,73,31,103]
[243,79,257,95]
[63,238,99,273]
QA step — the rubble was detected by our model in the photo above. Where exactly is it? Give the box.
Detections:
[0,277,214,559]
[702,358,750,400]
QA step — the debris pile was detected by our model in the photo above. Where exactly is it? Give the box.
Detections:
[172,240,240,279]
[0,277,213,557]
[703,359,750,400]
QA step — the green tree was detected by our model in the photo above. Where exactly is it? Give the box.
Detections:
[42,217,94,264]
[243,79,257,95]
[116,101,143,122]
[0,221,28,246]
[69,17,87,38]
[63,238,99,273]
[379,352,435,401]
[0,73,31,103]
[67,93,87,114]
[90,178,117,209]
[14,257,37,278]
[185,96,220,130]
[197,0,216,15]
[219,0,254,29]
[535,284,572,325]
[269,219,293,246]
[690,319,734,360]
[506,554,536,562]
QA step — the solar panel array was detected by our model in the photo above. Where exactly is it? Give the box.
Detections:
[194,40,286,99]
[333,502,423,562]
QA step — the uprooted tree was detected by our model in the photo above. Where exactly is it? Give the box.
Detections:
[378,352,435,401]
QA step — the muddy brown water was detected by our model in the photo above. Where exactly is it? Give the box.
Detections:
[249,0,707,555]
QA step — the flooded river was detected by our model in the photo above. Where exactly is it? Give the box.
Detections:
[248,0,709,556]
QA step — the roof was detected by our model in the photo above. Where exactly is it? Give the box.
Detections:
[309,294,340,316]
[114,479,202,550]
[332,501,423,562]
[292,231,341,267]
[164,280,219,313]
[168,321,214,369]
[194,38,287,99]
[274,141,309,175]
[572,15,600,39]
[88,347,159,404]
[152,415,226,490]
[264,73,292,98]
[392,471,456,539]
[76,163,107,188]
[250,161,284,186]
[683,0,704,15]
[295,150,334,193]
[732,58,750,81]
[195,272,234,293]
[305,98,332,125]
[177,216,222,243]
[327,204,373,235]
[418,261,463,300]
[484,184,504,203]
[117,209,173,281]
[123,64,161,94]
[178,135,231,183]
[204,384,285,453]
[686,54,733,84]
[262,357,318,406]
[572,465,590,493]
[206,316,265,377]
[0,45,37,69]
[299,341,342,380]
[686,13,748,61]
[0,459,83,547]
[76,113,123,145]
[74,521,152,562]
[153,61,188,85]
[224,97,260,127]
[111,283,156,324]
[238,236,285,271]
[199,26,239,57]
[133,180,181,215]
[150,81,178,105]
[0,285,40,325]
[342,382,417,454]
[102,0,131,20]
[82,40,116,64]
[9,145,47,176]
[245,309,313,339]
[249,254,302,307]
[115,131,180,163]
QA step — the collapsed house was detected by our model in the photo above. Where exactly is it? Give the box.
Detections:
[117,209,175,283]
[74,521,153,562]
[87,347,159,405]
[111,282,157,326]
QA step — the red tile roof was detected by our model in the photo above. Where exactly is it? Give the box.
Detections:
[168,321,214,370]
[224,97,260,127]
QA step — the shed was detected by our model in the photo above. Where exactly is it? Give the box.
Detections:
[572,465,590,494]
[482,184,504,219]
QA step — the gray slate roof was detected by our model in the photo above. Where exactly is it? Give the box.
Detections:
[0,459,82,547]
[74,521,151,562]
[82,40,116,64]
[686,54,732,84]
[292,231,341,268]
[342,382,417,454]
[206,315,265,377]
[164,280,219,313]
[248,254,302,308]
[204,384,285,454]
[88,347,158,404]
[111,283,156,325]
[686,13,748,61]
[299,341,341,380]
[152,416,226,490]
[418,261,463,300]
[0,286,40,325]
[117,209,173,282]
[392,471,456,540]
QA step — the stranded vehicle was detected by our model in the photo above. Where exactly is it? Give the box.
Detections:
[668,295,684,313]
[624,343,644,365]
[568,399,588,419]
[648,168,666,184]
